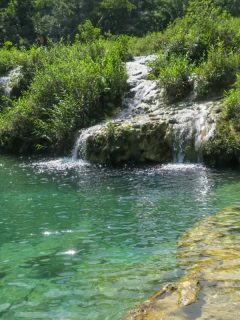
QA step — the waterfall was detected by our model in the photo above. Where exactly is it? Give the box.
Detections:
[72,56,218,164]
[170,102,217,163]
[119,55,160,118]
[0,67,22,97]
[72,56,163,160]
[72,124,102,160]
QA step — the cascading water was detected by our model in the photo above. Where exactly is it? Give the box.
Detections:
[72,56,219,164]
[0,67,22,97]
[170,101,218,163]
[118,55,160,118]
[72,56,162,160]
[71,124,102,160]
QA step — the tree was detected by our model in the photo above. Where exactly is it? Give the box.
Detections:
[0,0,35,45]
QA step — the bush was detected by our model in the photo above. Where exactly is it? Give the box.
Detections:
[151,54,194,102]
[203,119,240,166]
[128,32,165,56]
[75,20,101,44]
[225,77,240,129]
[148,0,240,102]
[194,43,240,98]
[203,75,240,166]
[0,47,28,76]
[0,46,49,97]
[0,40,127,154]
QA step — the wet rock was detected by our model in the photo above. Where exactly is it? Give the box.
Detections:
[124,207,240,320]
[168,118,178,124]
[85,119,172,164]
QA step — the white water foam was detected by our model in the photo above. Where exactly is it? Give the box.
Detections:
[31,158,89,172]
[71,124,102,160]
[171,101,217,162]
[0,67,22,97]
[159,163,206,171]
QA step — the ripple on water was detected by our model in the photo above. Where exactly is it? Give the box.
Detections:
[0,156,239,320]
[159,163,206,171]
[125,207,240,320]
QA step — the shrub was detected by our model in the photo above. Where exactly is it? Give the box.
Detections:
[225,77,240,129]
[152,54,194,102]
[148,0,240,102]
[0,40,127,154]
[203,75,240,166]
[75,20,101,44]
[0,47,28,76]
[128,32,165,56]
[203,125,240,166]
[194,43,240,98]
[0,46,49,97]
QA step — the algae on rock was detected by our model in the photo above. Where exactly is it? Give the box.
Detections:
[85,118,172,164]
[125,207,240,320]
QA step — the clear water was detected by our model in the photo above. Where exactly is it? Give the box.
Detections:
[0,156,239,319]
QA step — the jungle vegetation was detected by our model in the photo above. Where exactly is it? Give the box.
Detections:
[0,0,239,164]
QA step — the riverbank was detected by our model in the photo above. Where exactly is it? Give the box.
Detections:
[125,207,240,320]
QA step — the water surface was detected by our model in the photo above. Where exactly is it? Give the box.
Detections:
[0,156,239,319]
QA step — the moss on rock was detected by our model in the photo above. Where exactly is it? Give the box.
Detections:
[85,118,172,164]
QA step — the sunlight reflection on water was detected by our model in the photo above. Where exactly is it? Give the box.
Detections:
[0,156,239,320]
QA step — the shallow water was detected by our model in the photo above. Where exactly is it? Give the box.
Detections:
[0,156,239,319]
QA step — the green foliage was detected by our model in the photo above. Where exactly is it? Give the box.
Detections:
[203,121,240,166]
[0,47,28,75]
[0,0,190,46]
[1,0,240,163]
[128,32,165,56]
[203,75,240,166]
[1,0,240,47]
[0,40,127,154]
[0,46,51,100]
[162,0,240,60]
[195,43,240,98]
[151,54,194,102]
[148,0,240,102]
[225,79,240,129]
[214,0,240,16]
[75,20,101,43]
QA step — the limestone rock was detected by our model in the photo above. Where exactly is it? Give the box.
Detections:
[124,207,240,320]
[85,118,172,164]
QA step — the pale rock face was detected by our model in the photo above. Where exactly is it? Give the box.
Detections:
[125,207,240,320]
[72,56,220,164]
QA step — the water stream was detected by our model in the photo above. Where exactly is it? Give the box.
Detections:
[0,67,22,97]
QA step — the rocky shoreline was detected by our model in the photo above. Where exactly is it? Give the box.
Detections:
[125,207,240,319]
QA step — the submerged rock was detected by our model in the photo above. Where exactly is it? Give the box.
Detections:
[125,207,240,319]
